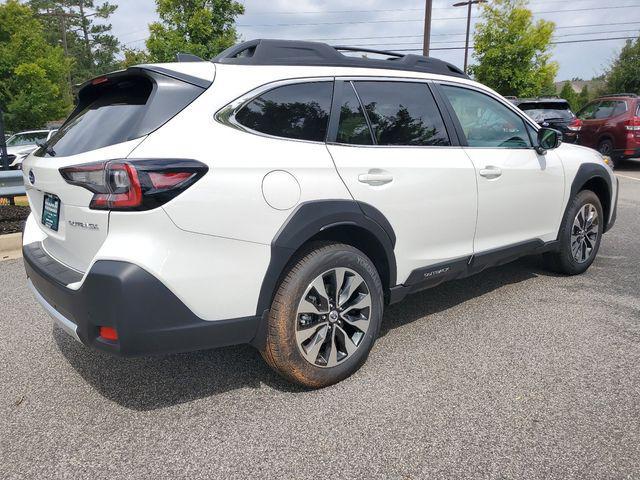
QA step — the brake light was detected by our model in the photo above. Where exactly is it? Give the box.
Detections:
[60,159,208,211]
[625,116,640,132]
[568,118,583,132]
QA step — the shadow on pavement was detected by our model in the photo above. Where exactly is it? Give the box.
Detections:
[56,255,556,411]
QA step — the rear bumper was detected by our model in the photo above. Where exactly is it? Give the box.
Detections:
[24,242,261,357]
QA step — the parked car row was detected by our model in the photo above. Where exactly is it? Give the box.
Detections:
[513,94,640,167]
[2,129,57,169]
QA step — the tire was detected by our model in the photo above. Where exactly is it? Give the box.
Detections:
[598,138,614,156]
[544,190,604,275]
[261,242,384,388]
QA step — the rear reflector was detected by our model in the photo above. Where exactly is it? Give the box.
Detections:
[625,116,640,131]
[60,159,208,211]
[99,326,118,341]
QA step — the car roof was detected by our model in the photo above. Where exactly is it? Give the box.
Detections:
[595,94,638,101]
[12,130,52,135]
[514,98,570,106]
[211,39,469,79]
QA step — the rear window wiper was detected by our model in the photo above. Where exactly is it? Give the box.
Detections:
[36,141,56,157]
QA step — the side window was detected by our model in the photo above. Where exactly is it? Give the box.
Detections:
[440,85,531,148]
[594,101,616,119]
[352,81,450,146]
[235,82,333,142]
[577,102,600,120]
[336,82,373,145]
[612,101,627,117]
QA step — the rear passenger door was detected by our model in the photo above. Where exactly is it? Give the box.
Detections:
[326,80,478,285]
[437,83,564,253]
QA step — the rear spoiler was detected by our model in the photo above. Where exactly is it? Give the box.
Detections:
[63,67,210,135]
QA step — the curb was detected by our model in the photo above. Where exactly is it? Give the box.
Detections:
[0,233,22,261]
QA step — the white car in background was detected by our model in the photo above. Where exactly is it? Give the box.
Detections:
[5,130,57,169]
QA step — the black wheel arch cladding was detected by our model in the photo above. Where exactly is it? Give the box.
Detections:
[569,162,614,232]
[254,200,397,319]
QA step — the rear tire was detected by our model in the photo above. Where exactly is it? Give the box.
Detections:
[261,242,384,388]
[544,190,603,275]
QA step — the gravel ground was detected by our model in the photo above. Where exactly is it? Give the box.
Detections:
[1,164,639,480]
[0,205,29,235]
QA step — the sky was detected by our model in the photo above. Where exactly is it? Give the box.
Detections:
[111,0,640,81]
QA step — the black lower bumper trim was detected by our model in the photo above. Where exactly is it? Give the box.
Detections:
[24,243,260,357]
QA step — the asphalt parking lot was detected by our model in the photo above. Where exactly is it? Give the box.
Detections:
[1,162,639,480]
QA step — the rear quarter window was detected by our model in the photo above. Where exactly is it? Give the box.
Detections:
[234,82,333,142]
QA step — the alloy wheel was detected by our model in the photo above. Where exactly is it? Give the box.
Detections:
[571,203,599,264]
[295,268,372,368]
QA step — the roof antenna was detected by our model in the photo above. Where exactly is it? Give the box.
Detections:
[176,53,205,62]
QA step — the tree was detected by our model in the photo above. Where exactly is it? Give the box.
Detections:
[470,0,558,97]
[28,0,120,86]
[0,0,72,130]
[559,81,578,110]
[577,85,592,110]
[146,0,244,63]
[120,48,150,69]
[605,37,640,95]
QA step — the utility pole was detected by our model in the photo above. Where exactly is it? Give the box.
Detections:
[0,108,8,171]
[453,0,486,73]
[423,0,433,56]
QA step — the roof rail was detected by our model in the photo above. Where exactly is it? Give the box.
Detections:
[211,39,468,79]
[598,93,638,98]
[176,53,205,63]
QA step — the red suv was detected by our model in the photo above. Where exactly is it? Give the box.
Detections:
[570,94,640,167]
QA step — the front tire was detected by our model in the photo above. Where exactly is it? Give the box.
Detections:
[261,242,384,388]
[544,190,603,275]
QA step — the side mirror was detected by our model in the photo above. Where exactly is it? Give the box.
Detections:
[536,127,562,154]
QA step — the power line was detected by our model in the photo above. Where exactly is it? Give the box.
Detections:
[387,36,640,51]
[301,22,640,43]
[237,5,638,27]
[240,0,638,16]
[343,30,640,47]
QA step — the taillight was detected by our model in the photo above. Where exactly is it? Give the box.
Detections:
[568,118,583,132]
[625,116,640,132]
[60,159,208,211]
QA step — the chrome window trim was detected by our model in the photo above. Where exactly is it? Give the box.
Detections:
[214,76,335,145]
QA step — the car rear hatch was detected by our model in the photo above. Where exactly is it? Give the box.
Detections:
[22,64,214,273]
[517,101,574,131]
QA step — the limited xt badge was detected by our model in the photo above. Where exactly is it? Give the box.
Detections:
[68,220,99,230]
[423,267,450,279]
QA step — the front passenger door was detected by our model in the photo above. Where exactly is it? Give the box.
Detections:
[438,84,565,253]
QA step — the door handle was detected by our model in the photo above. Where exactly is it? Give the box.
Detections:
[479,166,502,179]
[358,171,393,186]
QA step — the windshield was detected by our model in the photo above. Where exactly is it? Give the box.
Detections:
[6,132,48,147]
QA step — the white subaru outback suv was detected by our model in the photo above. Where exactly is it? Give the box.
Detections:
[22,40,618,388]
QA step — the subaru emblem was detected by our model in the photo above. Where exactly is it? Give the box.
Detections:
[28,169,35,185]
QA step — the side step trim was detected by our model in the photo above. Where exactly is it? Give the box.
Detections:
[389,239,559,304]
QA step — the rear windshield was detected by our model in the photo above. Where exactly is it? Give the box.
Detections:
[518,103,573,122]
[37,72,204,157]
[7,132,48,147]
